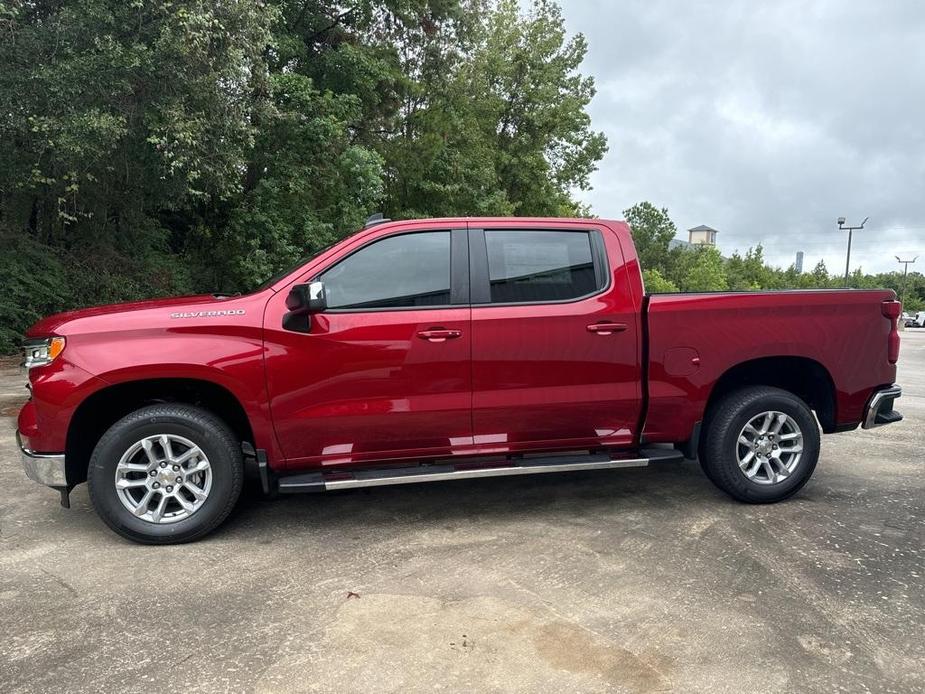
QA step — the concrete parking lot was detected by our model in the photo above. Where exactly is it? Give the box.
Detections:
[1,335,923,693]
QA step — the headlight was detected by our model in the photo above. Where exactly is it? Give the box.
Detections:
[23,336,66,370]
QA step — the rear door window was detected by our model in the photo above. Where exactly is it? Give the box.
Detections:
[484,230,601,304]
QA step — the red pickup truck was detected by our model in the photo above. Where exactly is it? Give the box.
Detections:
[17,217,903,543]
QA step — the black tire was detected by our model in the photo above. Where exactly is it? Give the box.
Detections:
[701,386,820,503]
[87,404,243,544]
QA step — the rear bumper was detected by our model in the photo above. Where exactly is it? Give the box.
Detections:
[16,430,67,487]
[862,385,903,429]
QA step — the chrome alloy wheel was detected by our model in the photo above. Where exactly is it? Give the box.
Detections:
[736,411,804,485]
[114,434,212,524]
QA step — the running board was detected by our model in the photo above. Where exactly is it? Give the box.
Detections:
[277,448,683,493]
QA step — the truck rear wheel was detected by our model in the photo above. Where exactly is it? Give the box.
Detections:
[701,386,820,503]
[87,404,243,544]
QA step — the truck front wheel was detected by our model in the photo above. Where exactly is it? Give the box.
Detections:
[87,404,243,543]
[701,386,820,503]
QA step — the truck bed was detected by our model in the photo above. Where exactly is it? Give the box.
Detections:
[643,289,898,443]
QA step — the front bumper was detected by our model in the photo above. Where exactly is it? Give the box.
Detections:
[862,385,903,429]
[16,430,67,487]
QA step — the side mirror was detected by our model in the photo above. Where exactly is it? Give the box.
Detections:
[286,281,327,313]
[283,281,326,333]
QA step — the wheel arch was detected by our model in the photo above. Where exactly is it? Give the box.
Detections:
[65,378,256,486]
[703,356,837,436]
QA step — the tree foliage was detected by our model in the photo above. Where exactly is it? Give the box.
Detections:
[680,246,728,292]
[623,201,677,275]
[0,0,607,351]
[641,268,678,294]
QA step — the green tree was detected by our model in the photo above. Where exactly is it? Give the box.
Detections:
[726,246,779,290]
[373,0,512,218]
[623,202,677,276]
[219,79,386,288]
[642,268,679,293]
[209,0,414,288]
[380,0,607,218]
[681,246,728,292]
[904,293,925,313]
[809,260,833,288]
[0,0,275,245]
[895,271,925,311]
[468,0,607,215]
[0,0,277,332]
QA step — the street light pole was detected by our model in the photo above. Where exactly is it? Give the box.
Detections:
[895,255,918,307]
[837,216,868,287]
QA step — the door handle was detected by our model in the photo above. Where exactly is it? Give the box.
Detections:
[586,322,628,335]
[417,328,462,343]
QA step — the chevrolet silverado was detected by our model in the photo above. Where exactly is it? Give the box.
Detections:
[17,216,904,543]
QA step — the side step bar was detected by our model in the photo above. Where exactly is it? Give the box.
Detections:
[277,447,683,494]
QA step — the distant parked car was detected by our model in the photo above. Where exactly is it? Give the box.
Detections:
[912,311,925,328]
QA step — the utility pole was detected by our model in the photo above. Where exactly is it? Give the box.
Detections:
[895,255,918,306]
[837,216,868,287]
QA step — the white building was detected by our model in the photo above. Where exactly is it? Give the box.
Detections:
[669,224,719,250]
[687,224,718,245]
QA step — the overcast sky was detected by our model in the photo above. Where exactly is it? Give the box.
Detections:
[558,0,925,275]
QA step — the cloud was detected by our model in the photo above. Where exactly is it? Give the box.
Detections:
[559,0,925,274]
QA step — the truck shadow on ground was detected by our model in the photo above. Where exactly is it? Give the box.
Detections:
[219,459,736,539]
